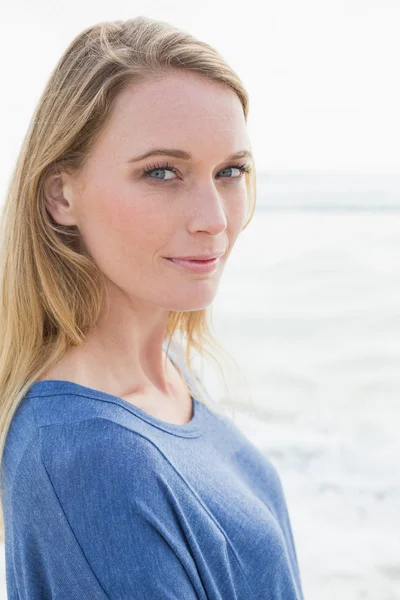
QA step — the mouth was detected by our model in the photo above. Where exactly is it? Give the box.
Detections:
[175,258,215,263]
[164,256,220,273]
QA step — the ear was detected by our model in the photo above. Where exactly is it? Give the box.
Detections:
[43,169,78,227]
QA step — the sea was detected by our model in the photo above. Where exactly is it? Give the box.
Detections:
[0,171,399,599]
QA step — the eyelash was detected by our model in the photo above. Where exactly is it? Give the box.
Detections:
[141,161,252,181]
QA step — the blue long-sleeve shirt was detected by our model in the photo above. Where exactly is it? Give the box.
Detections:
[1,343,304,599]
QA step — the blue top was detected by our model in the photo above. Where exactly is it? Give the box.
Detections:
[1,343,304,599]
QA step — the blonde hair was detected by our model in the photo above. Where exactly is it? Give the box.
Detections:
[0,16,257,542]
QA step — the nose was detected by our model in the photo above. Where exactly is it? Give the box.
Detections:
[187,181,228,235]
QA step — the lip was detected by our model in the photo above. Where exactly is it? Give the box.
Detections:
[166,251,225,261]
[164,256,221,273]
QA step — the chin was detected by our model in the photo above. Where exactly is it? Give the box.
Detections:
[162,291,218,312]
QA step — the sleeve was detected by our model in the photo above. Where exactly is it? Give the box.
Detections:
[13,418,202,600]
[10,434,110,600]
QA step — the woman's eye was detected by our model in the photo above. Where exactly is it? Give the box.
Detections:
[217,165,250,179]
[142,162,178,181]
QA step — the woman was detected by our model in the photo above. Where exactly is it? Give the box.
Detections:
[0,16,305,599]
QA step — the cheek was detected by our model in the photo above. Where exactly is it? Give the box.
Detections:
[109,204,170,261]
[227,190,248,234]
[79,184,168,264]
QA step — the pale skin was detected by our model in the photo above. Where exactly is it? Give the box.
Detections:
[42,70,252,424]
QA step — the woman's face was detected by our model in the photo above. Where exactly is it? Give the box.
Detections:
[62,70,252,312]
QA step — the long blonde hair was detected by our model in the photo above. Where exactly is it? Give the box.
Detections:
[0,16,257,542]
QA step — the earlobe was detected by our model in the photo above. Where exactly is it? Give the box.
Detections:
[43,172,77,227]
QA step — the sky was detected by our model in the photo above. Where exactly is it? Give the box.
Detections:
[1,0,399,196]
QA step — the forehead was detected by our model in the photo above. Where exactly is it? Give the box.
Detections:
[99,71,248,157]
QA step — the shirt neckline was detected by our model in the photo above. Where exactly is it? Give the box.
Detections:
[26,378,204,438]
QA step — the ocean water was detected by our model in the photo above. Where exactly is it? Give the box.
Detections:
[255,171,400,211]
[208,207,400,600]
[0,174,399,598]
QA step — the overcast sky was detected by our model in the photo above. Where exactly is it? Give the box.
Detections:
[1,0,399,189]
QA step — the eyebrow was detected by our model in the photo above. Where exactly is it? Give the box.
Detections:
[127,148,253,163]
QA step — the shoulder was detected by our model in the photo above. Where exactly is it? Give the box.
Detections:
[39,417,174,503]
[39,416,165,469]
[6,416,184,545]
[8,414,166,492]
